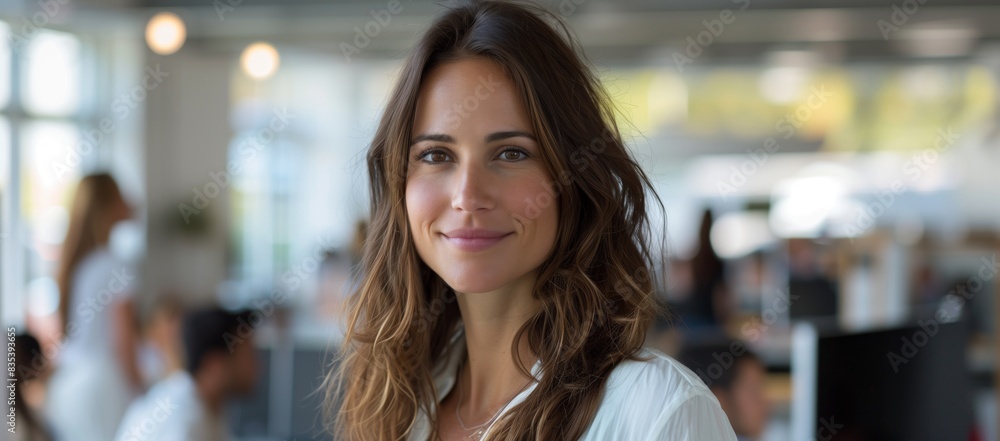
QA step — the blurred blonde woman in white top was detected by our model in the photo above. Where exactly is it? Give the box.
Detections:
[47,173,142,441]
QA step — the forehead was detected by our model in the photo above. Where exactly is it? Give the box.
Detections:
[411,57,533,138]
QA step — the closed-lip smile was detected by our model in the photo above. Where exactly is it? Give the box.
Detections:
[441,228,513,251]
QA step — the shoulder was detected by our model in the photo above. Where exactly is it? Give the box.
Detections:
[74,247,134,296]
[581,347,736,441]
[115,373,199,441]
[603,347,713,412]
[78,247,118,271]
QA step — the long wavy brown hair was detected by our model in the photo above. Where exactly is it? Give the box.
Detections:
[55,173,126,333]
[326,1,667,439]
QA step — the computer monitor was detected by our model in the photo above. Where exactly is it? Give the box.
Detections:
[788,276,839,321]
[791,321,975,441]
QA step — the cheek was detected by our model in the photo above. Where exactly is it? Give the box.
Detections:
[405,179,437,227]
[507,173,559,242]
[405,178,448,251]
[735,388,760,418]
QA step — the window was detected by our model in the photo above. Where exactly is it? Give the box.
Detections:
[22,30,81,117]
[0,26,85,329]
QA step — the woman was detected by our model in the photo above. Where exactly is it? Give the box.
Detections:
[47,173,141,441]
[682,209,730,330]
[327,1,737,440]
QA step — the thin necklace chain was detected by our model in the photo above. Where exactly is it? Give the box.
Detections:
[454,357,533,439]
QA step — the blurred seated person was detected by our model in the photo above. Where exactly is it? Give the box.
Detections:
[12,333,54,441]
[678,343,770,441]
[113,309,259,441]
[137,294,185,385]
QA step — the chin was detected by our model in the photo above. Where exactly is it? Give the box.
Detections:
[234,383,256,396]
[445,281,504,295]
[440,271,507,294]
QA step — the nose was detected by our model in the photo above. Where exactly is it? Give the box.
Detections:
[451,162,495,213]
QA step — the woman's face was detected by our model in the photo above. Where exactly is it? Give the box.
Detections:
[113,190,132,224]
[728,359,771,437]
[406,57,558,294]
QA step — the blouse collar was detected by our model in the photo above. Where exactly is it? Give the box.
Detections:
[427,321,543,438]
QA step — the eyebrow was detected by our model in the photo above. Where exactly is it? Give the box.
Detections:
[409,130,536,147]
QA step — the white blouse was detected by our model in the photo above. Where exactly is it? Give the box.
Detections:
[47,247,137,441]
[408,323,737,440]
[113,371,231,441]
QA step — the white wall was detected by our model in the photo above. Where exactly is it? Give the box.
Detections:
[143,49,232,307]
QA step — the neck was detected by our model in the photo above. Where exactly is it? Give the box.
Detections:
[194,372,225,415]
[455,270,541,421]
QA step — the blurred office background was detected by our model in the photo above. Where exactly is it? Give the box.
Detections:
[1,0,999,440]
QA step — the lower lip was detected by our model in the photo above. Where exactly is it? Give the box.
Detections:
[442,233,512,252]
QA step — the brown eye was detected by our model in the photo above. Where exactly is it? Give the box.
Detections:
[498,148,528,161]
[417,149,451,163]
